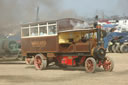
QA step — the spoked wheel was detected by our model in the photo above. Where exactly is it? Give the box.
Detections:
[112,45,116,53]
[115,44,121,53]
[108,45,113,53]
[25,57,34,65]
[103,57,114,72]
[34,54,47,70]
[85,57,96,73]
[123,45,128,53]
[120,44,128,53]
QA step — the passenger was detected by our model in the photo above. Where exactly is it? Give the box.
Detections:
[40,32,44,35]
[81,34,89,42]
[32,33,35,36]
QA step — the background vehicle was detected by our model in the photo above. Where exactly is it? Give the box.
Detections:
[119,35,128,53]
[21,18,114,73]
[0,35,22,60]
[108,32,128,53]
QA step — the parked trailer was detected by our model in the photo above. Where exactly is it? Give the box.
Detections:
[21,18,114,73]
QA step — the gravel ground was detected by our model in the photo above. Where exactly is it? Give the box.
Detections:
[0,53,128,85]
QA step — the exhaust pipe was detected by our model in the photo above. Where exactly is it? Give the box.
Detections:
[96,25,102,46]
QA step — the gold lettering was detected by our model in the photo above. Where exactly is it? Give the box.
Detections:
[31,41,47,47]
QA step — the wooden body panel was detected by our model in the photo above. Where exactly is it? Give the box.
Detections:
[58,39,97,53]
[21,36,97,56]
[21,36,58,56]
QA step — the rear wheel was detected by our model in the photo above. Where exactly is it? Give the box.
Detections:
[85,57,96,73]
[34,54,47,70]
[25,57,34,65]
[103,57,114,72]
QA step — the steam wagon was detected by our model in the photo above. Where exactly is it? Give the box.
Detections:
[21,18,114,73]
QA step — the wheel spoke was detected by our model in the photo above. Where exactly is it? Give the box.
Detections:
[35,56,42,69]
[34,54,47,70]
[85,58,96,73]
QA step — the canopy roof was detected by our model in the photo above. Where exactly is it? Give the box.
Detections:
[21,18,91,32]
[103,24,116,28]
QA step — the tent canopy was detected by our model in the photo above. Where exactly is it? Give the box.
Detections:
[103,24,116,28]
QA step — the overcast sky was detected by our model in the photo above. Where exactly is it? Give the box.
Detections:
[61,0,119,17]
[0,0,127,34]
[0,0,127,29]
[37,0,127,19]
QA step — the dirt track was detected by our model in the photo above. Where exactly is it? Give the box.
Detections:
[0,53,128,85]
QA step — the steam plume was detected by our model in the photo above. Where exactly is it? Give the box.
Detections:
[0,0,78,35]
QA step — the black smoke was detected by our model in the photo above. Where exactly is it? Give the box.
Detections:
[0,0,77,35]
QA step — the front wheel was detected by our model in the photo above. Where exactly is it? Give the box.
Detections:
[85,57,96,73]
[103,57,114,72]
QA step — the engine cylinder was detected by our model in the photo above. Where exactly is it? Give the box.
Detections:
[93,47,106,60]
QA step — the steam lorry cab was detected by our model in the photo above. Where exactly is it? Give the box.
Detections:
[21,18,114,73]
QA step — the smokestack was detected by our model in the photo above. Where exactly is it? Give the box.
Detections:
[36,6,40,21]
